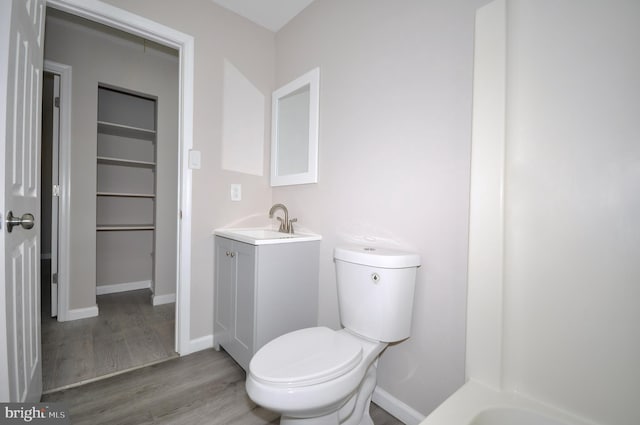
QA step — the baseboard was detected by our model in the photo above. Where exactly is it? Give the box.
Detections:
[185,334,213,355]
[152,293,176,306]
[96,280,151,295]
[66,305,99,321]
[372,387,426,425]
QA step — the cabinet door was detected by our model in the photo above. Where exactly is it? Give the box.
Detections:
[214,237,233,347]
[231,241,256,370]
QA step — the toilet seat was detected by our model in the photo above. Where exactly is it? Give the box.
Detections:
[249,327,363,388]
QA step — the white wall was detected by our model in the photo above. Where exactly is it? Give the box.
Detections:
[44,9,179,307]
[502,1,640,424]
[274,0,490,415]
[99,0,276,340]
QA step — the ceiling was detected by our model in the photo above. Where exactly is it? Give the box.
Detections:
[211,0,316,32]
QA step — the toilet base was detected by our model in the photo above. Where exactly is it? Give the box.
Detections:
[280,359,379,425]
[280,411,339,425]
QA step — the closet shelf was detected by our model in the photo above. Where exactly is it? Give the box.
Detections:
[97,86,158,288]
[97,224,155,231]
[97,156,156,168]
[98,120,156,140]
[97,192,156,198]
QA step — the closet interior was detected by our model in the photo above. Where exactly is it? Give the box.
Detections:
[96,86,157,292]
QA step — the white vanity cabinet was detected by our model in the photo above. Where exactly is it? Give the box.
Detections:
[213,235,320,371]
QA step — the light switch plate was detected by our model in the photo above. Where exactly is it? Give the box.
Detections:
[188,150,201,169]
[230,184,242,201]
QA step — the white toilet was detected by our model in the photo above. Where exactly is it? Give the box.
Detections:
[246,245,420,425]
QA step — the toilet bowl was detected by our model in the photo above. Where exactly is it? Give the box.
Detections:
[245,246,421,425]
[246,327,386,423]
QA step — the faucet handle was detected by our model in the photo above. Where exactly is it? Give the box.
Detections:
[276,217,286,232]
[288,218,297,234]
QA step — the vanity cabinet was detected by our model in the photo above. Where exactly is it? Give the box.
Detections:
[213,235,320,371]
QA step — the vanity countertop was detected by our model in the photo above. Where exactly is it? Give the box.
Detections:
[213,227,322,246]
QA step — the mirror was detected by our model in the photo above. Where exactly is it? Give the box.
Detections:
[271,68,319,186]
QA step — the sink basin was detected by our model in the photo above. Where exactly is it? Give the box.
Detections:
[214,227,322,246]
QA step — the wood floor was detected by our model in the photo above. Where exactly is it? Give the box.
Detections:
[42,289,177,391]
[43,348,405,425]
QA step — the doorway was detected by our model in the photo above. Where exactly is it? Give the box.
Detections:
[39,8,182,392]
[41,71,58,321]
[1,0,194,401]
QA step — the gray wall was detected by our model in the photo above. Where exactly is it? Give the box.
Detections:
[44,9,179,306]
[273,0,490,415]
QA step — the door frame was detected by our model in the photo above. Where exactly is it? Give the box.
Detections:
[50,72,59,318]
[46,0,194,355]
[43,60,71,321]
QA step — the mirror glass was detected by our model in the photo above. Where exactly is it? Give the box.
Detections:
[271,68,319,186]
[277,86,310,175]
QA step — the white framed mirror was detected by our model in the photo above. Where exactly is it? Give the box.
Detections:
[271,67,319,186]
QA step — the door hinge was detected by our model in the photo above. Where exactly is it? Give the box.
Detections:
[52,273,58,284]
[179,210,182,219]
[52,184,61,197]
[54,96,60,108]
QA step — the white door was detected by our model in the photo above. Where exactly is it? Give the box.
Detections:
[0,0,45,402]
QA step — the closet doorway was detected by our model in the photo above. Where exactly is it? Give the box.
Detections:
[40,8,180,392]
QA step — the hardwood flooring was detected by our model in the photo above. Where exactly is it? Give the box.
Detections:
[43,348,405,425]
[42,289,177,392]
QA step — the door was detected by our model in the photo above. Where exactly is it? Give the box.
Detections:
[214,237,233,348]
[0,0,45,402]
[213,236,256,371]
[232,241,256,370]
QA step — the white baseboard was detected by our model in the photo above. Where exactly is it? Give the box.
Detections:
[96,280,151,295]
[152,293,176,306]
[66,305,99,321]
[372,387,426,425]
[184,334,213,355]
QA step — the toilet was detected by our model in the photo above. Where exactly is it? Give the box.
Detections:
[246,245,421,425]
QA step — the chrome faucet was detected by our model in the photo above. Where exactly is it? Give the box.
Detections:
[269,203,297,234]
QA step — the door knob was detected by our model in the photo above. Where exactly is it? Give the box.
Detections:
[6,211,35,233]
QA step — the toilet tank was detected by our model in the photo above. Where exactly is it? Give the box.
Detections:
[334,246,421,342]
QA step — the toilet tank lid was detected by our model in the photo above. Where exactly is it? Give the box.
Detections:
[334,246,421,268]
